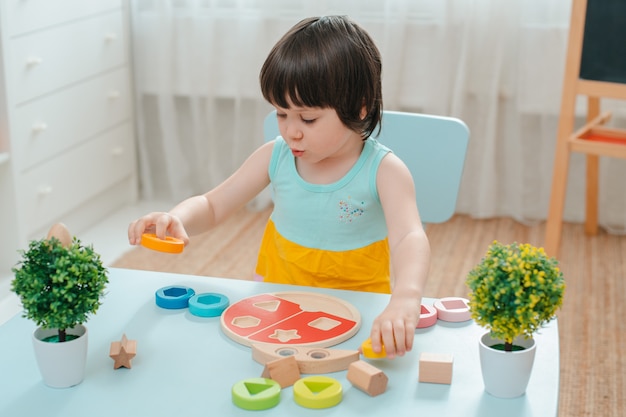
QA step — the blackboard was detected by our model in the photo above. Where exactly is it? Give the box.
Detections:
[579,0,626,84]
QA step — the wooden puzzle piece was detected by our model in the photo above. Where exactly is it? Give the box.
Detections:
[141,233,184,253]
[249,311,356,345]
[231,378,281,410]
[223,294,303,338]
[433,297,471,322]
[293,376,343,409]
[221,292,361,348]
[361,338,386,359]
[418,352,453,384]
[188,292,229,317]
[109,334,137,369]
[347,360,388,396]
[261,355,301,388]
[155,285,195,309]
[252,343,359,374]
[416,303,438,328]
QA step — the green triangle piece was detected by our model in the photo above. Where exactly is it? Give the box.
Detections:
[244,382,274,395]
[304,381,333,394]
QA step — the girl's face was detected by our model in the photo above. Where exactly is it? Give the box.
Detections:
[274,102,363,165]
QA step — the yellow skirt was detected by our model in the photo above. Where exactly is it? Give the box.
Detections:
[255,219,391,294]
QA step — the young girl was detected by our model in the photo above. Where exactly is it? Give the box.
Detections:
[128,16,430,359]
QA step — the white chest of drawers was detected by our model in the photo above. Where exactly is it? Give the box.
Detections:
[0,0,138,277]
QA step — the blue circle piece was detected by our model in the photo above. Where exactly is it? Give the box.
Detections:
[155,285,195,309]
[188,293,230,317]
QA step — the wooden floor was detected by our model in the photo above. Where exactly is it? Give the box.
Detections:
[113,206,626,417]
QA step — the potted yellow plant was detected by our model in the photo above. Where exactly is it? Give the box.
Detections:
[466,240,565,398]
[11,224,108,388]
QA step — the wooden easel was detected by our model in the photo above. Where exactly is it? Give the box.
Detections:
[545,0,626,256]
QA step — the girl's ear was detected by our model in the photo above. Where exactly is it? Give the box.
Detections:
[360,105,368,120]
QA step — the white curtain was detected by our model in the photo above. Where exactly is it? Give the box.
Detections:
[130,0,626,232]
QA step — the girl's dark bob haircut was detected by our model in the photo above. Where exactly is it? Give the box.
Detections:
[260,16,383,139]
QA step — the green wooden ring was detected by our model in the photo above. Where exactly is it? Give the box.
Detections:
[293,376,342,409]
[232,378,281,410]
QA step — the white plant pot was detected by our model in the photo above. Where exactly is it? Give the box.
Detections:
[478,332,536,398]
[32,325,88,388]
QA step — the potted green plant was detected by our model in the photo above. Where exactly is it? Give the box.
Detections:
[11,224,108,388]
[466,240,565,398]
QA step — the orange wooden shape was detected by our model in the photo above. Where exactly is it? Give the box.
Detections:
[347,360,388,396]
[141,233,184,254]
[109,334,137,369]
[261,355,301,388]
[418,352,453,384]
[361,338,386,359]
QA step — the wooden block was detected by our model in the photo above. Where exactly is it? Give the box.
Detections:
[346,360,388,396]
[418,352,453,384]
[261,355,300,388]
[109,334,137,369]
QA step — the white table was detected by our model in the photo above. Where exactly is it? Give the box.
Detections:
[0,268,559,416]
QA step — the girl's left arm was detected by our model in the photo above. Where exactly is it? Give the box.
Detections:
[371,152,431,358]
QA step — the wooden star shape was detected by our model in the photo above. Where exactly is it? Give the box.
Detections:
[109,334,137,369]
[268,329,301,343]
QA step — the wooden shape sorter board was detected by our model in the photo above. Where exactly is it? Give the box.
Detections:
[220,292,361,348]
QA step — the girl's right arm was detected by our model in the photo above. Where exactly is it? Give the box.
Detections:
[128,141,275,246]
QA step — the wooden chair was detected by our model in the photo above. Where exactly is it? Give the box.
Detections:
[545,0,626,256]
[264,110,469,224]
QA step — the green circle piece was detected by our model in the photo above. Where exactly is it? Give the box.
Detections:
[293,376,343,409]
[232,378,281,410]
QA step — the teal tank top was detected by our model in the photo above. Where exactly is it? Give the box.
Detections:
[268,136,391,251]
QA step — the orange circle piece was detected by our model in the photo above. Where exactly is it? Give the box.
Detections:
[141,233,184,254]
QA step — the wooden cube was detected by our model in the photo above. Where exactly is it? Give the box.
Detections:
[347,360,388,396]
[261,355,301,388]
[418,352,453,384]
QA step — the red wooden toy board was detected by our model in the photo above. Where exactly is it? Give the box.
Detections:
[220,292,361,348]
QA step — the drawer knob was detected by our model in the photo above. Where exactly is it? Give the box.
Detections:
[108,91,121,99]
[111,146,124,156]
[104,33,118,42]
[38,185,53,196]
[25,56,43,67]
[32,123,48,134]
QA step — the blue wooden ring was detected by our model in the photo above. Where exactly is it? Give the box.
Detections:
[155,285,195,309]
[188,293,230,317]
